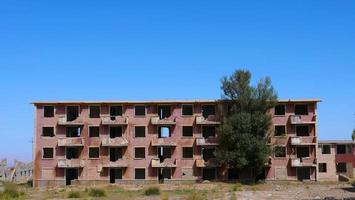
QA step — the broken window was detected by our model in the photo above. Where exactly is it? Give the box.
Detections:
[294,104,308,115]
[203,148,215,161]
[158,105,171,119]
[66,106,79,121]
[274,146,286,157]
[274,105,285,115]
[202,105,216,118]
[135,168,145,179]
[297,147,310,158]
[66,127,81,137]
[135,126,145,137]
[274,125,286,136]
[321,145,331,154]
[110,126,122,138]
[89,126,100,137]
[89,147,99,159]
[158,147,172,160]
[336,163,347,173]
[182,105,193,116]
[43,148,54,159]
[337,145,346,154]
[135,105,145,116]
[182,147,193,158]
[110,148,122,161]
[89,106,100,118]
[43,106,54,117]
[135,147,145,159]
[42,127,54,137]
[318,163,327,173]
[110,105,123,119]
[296,125,309,136]
[182,126,193,137]
[158,126,171,138]
[66,147,79,159]
[202,126,216,138]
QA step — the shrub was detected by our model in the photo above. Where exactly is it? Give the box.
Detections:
[67,191,81,198]
[231,183,243,191]
[88,188,106,197]
[0,182,22,199]
[144,186,160,196]
[186,190,206,200]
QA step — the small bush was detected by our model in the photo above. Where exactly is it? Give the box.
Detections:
[144,186,160,196]
[88,188,106,197]
[67,191,81,198]
[231,183,243,191]
[186,190,206,200]
[0,183,22,199]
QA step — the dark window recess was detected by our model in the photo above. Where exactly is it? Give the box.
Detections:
[66,127,81,137]
[296,125,309,136]
[202,126,216,138]
[297,147,310,158]
[43,148,54,158]
[274,146,286,157]
[158,147,172,161]
[110,106,123,120]
[135,148,145,158]
[43,106,54,117]
[66,147,79,159]
[110,148,122,161]
[319,163,327,173]
[158,105,171,119]
[158,126,171,138]
[182,126,193,137]
[110,126,122,138]
[135,106,145,116]
[295,104,308,115]
[135,126,145,137]
[274,126,286,136]
[228,168,240,180]
[274,105,286,115]
[89,148,100,158]
[322,145,331,154]
[202,105,216,118]
[42,127,54,137]
[182,105,193,115]
[182,147,193,158]
[135,169,145,179]
[89,106,100,118]
[203,148,215,161]
[67,106,79,121]
[336,163,347,173]
[337,145,346,154]
[202,168,216,180]
[89,126,100,137]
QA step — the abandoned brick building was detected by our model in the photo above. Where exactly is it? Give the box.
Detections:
[32,99,320,187]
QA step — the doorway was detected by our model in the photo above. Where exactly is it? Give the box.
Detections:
[65,168,78,185]
[202,168,216,180]
[297,167,310,181]
[109,168,122,183]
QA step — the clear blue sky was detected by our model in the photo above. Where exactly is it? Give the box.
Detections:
[1,0,354,163]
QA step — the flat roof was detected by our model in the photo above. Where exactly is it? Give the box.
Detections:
[318,140,355,144]
[31,98,321,105]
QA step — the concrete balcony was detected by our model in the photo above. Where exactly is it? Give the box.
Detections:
[101,138,129,147]
[195,158,221,168]
[150,116,176,125]
[290,158,316,167]
[196,137,218,146]
[151,158,177,168]
[290,136,317,146]
[290,115,316,125]
[57,159,85,168]
[195,115,221,125]
[151,138,177,146]
[101,115,128,125]
[103,160,128,168]
[57,115,84,125]
[57,138,84,147]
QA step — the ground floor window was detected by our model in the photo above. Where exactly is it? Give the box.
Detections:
[135,168,145,179]
[336,163,347,173]
[318,163,327,173]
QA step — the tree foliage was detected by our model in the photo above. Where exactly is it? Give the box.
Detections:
[216,69,278,177]
[352,129,355,141]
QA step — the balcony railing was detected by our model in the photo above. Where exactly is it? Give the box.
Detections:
[290,136,317,146]
[58,138,84,147]
[195,115,221,125]
[151,138,177,146]
[196,137,218,146]
[101,115,128,125]
[150,116,176,125]
[101,138,129,147]
[151,158,177,168]
[103,160,128,168]
[57,159,85,168]
[57,115,84,125]
[290,115,316,125]
[195,158,220,168]
[290,157,316,167]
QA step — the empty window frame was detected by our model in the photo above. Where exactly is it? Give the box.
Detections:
[321,145,331,154]
[294,104,308,115]
[66,106,79,121]
[182,147,193,158]
[158,126,171,138]
[202,126,216,138]
[296,125,309,136]
[66,127,81,137]
[336,145,346,154]
[182,126,193,137]
[42,127,54,137]
[89,147,100,159]
[274,105,286,116]
[110,126,122,138]
[66,147,80,159]
[202,105,216,118]
[43,148,54,159]
[158,105,171,119]
[158,147,172,159]
[135,126,145,137]
[89,126,100,137]
[110,105,123,117]
[135,105,145,116]
[110,147,123,161]
[135,147,145,159]
[182,104,193,116]
[318,163,327,173]
[203,148,216,161]
[135,168,145,179]
[274,125,286,136]
[336,162,347,173]
[297,146,310,158]
[274,146,286,157]
[43,106,54,117]
[89,105,100,118]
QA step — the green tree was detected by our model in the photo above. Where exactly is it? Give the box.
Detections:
[216,69,277,180]
[352,129,355,141]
